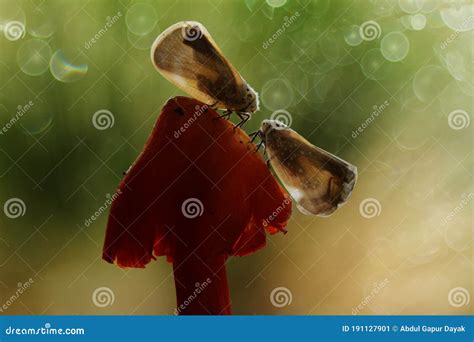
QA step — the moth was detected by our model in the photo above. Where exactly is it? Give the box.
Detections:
[257,120,357,216]
[151,21,259,127]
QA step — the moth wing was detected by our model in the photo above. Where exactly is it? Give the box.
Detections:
[265,128,357,216]
[151,21,247,110]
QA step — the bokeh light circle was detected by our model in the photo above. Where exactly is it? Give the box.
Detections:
[440,3,474,32]
[266,0,287,8]
[50,50,88,82]
[27,9,56,38]
[411,14,426,30]
[344,25,362,46]
[361,48,392,80]
[413,65,451,103]
[398,0,424,14]
[125,3,157,36]
[16,39,52,76]
[261,78,294,111]
[381,31,409,62]
[21,103,53,135]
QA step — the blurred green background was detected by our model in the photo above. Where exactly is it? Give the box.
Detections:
[0,0,472,315]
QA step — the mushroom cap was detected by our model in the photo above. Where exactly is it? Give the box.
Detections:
[102,97,291,268]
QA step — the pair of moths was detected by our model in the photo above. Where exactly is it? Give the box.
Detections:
[151,21,357,216]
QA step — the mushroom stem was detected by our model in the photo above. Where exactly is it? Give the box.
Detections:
[173,251,231,315]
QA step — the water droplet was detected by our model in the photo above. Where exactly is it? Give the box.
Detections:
[17,39,52,76]
[361,48,392,80]
[344,25,362,46]
[381,31,409,62]
[261,78,294,111]
[125,3,157,36]
[50,50,88,82]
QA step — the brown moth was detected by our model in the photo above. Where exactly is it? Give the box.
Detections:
[150,21,259,127]
[259,120,357,216]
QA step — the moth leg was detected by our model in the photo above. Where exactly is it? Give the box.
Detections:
[234,112,251,129]
[214,109,232,121]
[255,140,265,152]
[248,130,262,143]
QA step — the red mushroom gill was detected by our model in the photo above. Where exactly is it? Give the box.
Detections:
[102,96,292,314]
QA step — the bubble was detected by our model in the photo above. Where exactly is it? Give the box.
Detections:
[17,39,52,76]
[50,50,88,82]
[266,0,286,8]
[261,78,294,111]
[27,9,55,38]
[413,65,451,103]
[440,3,474,32]
[361,48,392,80]
[411,14,426,30]
[398,0,424,14]
[344,25,362,46]
[381,31,409,62]
[125,3,157,36]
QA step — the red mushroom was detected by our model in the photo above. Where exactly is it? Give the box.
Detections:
[102,96,291,314]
